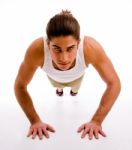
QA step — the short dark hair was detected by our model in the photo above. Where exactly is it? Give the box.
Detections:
[46,10,80,40]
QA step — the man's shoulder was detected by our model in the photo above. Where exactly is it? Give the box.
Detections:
[29,37,44,52]
[24,37,44,67]
[83,36,97,63]
[84,36,105,64]
[84,36,101,49]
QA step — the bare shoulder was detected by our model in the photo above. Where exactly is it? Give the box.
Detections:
[24,37,44,67]
[83,36,120,85]
[84,36,107,65]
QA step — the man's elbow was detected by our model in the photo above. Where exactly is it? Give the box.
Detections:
[108,77,121,94]
[115,78,121,94]
[14,79,27,94]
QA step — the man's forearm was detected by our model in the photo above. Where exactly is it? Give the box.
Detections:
[91,82,121,125]
[15,87,41,124]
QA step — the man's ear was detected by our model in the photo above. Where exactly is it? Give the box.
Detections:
[46,39,50,46]
[78,39,81,44]
[77,39,80,48]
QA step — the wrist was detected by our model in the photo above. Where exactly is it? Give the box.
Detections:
[30,117,42,125]
[91,118,102,126]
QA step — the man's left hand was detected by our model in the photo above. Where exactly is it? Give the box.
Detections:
[77,121,106,140]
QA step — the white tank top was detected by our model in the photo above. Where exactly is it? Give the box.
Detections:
[42,36,87,83]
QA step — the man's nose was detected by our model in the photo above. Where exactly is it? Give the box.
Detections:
[60,52,69,62]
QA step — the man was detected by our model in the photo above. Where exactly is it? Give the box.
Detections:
[14,10,121,140]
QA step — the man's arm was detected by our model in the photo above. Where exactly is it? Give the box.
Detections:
[78,36,121,140]
[91,53,121,125]
[14,38,55,139]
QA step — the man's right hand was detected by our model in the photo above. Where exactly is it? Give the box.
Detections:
[27,121,56,140]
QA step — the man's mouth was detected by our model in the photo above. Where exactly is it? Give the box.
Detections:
[58,62,70,65]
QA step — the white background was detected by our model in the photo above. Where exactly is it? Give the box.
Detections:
[0,0,132,150]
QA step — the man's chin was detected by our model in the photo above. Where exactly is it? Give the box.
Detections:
[58,64,71,71]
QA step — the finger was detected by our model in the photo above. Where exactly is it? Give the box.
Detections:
[89,129,94,140]
[27,128,33,137]
[81,128,90,138]
[32,129,37,139]
[77,124,85,133]
[42,128,49,138]
[47,125,56,132]
[99,130,107,137]
[94,129,99,139]
[38,128,43,140]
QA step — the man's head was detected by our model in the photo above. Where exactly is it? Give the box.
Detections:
[46,10,80,40]
[46,10,80,71]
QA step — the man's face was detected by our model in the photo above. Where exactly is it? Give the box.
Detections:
[47,35,80,71]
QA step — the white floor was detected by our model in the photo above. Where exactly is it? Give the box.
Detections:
[0,68,132,150]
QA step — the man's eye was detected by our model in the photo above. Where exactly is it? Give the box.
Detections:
[68,47,74,52]
[54,48,61,52]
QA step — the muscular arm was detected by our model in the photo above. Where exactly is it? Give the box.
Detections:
[91,49,121,125]
[14,38,55,140]
[89,39,121,125]
[14,38,44,124]
[78,36,121,139]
